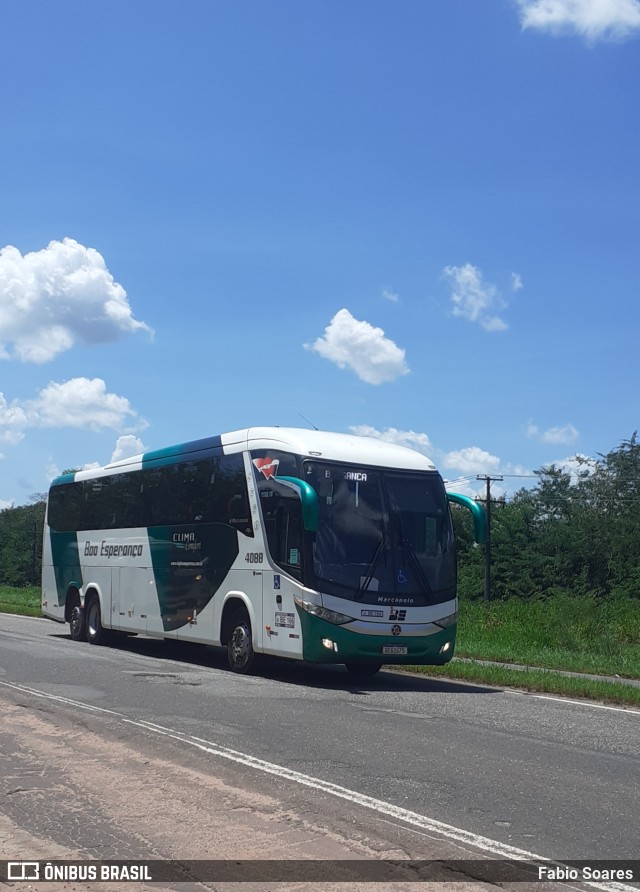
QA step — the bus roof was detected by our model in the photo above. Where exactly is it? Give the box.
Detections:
[52,427,436,486]
[243,427,436,471]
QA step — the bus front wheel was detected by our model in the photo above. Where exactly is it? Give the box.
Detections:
[86,596,105,646]
[227,610,255,674]
[345,661,382,678]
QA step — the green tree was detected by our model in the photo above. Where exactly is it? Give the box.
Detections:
[0,496,46,586]
[459,435,640,603]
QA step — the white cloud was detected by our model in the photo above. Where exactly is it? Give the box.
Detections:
[552,453,595,479]
[443,446,502,476]
[0,238,151,363]
[443,263,513,332]
[46,460,60,482]
[42,435,146,485]
[0,379,146,446]
[111,434,146,463]
[0,393,28,444]
[349,425,433,455]
[511,272,524,292]
[306,308,409,385]
[516,0,640,42]
[381,288,399,303]
[527,421,580,445]
[27,378,146,432]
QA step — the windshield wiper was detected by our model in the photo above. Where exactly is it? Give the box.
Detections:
[397,524,433,597]
[357,535,386,600]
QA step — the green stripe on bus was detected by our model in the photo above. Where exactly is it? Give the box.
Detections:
[149,523,239,632]
[49,531,83,608]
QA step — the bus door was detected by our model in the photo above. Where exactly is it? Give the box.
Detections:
[260,486,305,658]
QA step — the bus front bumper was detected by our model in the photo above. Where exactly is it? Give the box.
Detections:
[297,610,456,666]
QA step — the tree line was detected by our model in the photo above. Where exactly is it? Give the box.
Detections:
[0,495,46,587]
[1,435,639,600]
[453,434,640,601]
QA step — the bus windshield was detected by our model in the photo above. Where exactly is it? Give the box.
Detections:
[303,461,456,607]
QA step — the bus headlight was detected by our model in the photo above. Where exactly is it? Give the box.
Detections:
[294,597,354,626]
[434,611,457,630]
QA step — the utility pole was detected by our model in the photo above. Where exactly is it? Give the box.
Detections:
[476,475,503,601]
[28,520,38,585]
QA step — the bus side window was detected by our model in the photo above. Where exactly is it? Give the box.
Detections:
[276,500,303,580]
[118,474,145,529]
[227,492,252,534]
[103,475,121,529]
[210,454,254,536]
[140,467,174,527]
[173,461,203,523]
[48,483,81,532]
[262,490,303,581]
[80,480,102,530]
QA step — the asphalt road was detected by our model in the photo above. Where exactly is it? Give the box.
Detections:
[0,613,638,889]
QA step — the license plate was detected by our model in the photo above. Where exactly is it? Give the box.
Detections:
[382,645,408,655]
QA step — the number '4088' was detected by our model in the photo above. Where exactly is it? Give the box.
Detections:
[245,552,264,564]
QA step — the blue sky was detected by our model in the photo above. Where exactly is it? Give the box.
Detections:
[1,0,639,506]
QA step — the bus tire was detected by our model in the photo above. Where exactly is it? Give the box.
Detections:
[345,661,382,678]
[69,598,86,642]
[227,609,255,674]
[85,595,105,646]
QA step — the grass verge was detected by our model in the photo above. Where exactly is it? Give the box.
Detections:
[456,595,640,678]
[0,585,41,617]
[401,661,640,707]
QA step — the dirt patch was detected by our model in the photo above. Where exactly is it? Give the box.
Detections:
[0,692,506,892]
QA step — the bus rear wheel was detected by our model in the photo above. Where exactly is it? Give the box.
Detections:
[345,661,382,678]
[69,600,86,642]
[227,610,255,674]
[85,596,105,646]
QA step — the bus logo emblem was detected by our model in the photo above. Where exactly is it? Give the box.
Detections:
[389,608,406,621]
[253,457,280,479]
[391,624,402,636]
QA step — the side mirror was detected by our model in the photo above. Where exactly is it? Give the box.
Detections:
[447,492,487,545]
[273,476,319,532]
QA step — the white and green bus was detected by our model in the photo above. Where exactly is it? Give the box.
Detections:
[42,427,485,677]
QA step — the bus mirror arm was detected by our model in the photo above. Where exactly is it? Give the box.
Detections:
[275,476,319,533]
[446,492,487,545]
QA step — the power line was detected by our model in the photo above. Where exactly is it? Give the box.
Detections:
[499,473,539,479]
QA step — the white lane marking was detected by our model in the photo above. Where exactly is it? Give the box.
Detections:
[506,690,640,715]
[1,679,637,892]
[0,680,121,715]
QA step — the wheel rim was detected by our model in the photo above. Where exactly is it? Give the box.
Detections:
[70,605,82,637]
[87,603,99,638]
[230,623,251,668]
